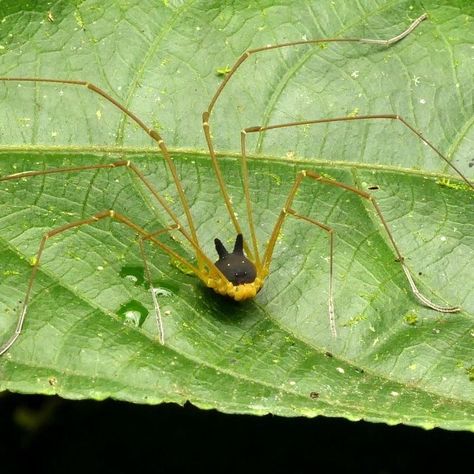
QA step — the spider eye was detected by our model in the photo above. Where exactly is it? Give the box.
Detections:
[234,270,248,278]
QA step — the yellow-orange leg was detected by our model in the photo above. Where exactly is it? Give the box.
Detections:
[0,207,217,355]
[136,224,228,344]
[0,76,202,269]
[138,225,180,345]
[266,170,460,327]
[286,209,336,337]
[201,13,453,258]
[245,116,473,190]
[0,160,214,271]
[239,112,472,266]
[0,143,241,353]
[239,123,462,336]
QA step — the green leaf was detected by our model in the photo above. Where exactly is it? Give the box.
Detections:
[0,0,473,430]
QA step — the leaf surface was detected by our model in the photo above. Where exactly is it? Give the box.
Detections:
[0,0,472,430]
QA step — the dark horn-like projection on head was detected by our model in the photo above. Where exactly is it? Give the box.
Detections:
[214,234,257,286]
[214,237,229,259]
[233,233,244,255]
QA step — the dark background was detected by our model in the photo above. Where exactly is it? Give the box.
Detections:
[0,393,471,473]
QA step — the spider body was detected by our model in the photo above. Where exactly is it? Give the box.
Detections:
[0,13,469,354]
[211,234,263,301]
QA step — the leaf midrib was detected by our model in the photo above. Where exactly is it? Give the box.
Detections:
[0,148,470,183]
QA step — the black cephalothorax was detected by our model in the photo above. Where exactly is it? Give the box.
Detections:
[214,234,257,285]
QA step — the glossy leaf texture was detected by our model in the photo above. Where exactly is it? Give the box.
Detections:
[0,0,472,430]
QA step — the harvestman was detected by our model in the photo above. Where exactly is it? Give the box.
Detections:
[0,13,471,354]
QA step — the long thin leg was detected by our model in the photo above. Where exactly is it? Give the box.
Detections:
[202,14,430,252]
[137,224,230,343]
[0,76,201,261]
[285,209,336,337]
[0,209,214,355]
[239,114,471,283]
[240,105,462,321]
[245,116,473,189]
[262,169,461,320]
[0,159,214,271]
[138,225,180,345]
